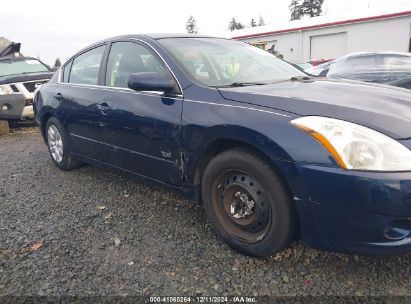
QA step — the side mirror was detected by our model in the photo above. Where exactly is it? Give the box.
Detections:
[128,72,175,94]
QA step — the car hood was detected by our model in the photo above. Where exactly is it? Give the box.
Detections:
[219,78,411,139]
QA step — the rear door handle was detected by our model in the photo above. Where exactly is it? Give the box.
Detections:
[97,102,110,115]
[54,92,63,101]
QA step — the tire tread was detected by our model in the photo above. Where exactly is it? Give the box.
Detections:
[202,147,297,257]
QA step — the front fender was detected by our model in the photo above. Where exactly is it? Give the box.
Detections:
[181,91,341,200]
[182,100,339,164]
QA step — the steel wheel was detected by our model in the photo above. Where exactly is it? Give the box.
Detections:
[211,170,271,243]
[202,148,297,256]
[47,124,63,163]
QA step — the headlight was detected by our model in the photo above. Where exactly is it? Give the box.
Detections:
[0,85,13,95]
[291,116,411,171]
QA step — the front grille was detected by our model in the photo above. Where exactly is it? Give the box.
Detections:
[23,80,47,93]
[10,84,19,93]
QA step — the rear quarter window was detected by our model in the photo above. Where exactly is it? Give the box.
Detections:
[62,61,72,83]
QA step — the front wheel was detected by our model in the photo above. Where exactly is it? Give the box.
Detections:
[45,117,82,171]
[201,148,297,256]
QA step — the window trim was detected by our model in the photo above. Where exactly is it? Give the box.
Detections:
[103,38,182,95]
[67,44,107,86]
[63,60,73,83]
[129,38,183,95]
[57,38,183,98]
[59,43,107,84]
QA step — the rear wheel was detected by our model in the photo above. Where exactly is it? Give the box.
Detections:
[45,117,82,170]
[202,148,297,256]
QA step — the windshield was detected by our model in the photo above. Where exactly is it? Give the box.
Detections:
[0,58,50,77]
[159,38,305,87]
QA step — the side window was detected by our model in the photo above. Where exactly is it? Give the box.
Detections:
[62,60,72,83]
[106,41,169,88]
[69,45,105,85]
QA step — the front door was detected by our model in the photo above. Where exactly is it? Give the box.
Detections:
[98,41,183,186]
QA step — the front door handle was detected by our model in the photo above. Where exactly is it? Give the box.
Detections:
[97,102,110,115]
[54,92,63,101]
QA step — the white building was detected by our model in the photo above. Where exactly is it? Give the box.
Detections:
[220,5,411,63]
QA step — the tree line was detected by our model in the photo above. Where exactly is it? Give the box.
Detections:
[52,1,325,69]
[186,15,265,33]
[186,0,324,33]
[289,0,324,21]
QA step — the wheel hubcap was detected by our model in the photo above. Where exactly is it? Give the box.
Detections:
[212,171,271,243]
[230,191,255,219]
[47,125,63,163]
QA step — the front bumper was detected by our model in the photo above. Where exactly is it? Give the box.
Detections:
[0,94,34,120]
[20,105,34,119]
[284,162,411,254]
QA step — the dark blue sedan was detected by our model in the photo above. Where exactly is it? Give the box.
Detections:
[34,34,411,256]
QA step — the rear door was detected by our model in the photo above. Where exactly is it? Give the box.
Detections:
[56,44,107,160]
[98,40,184,186]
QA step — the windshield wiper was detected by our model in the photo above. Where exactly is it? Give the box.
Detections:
[216,82,268,88]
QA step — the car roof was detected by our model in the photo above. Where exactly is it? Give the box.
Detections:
[110,33,218,40]
[63,34,231,67]
[146,33,216,39]
[342,51,411,59]
[82,33,224,52]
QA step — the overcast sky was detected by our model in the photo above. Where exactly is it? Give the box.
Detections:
[1,0,409,65]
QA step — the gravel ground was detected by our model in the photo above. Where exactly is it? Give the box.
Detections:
[0,126,410,298]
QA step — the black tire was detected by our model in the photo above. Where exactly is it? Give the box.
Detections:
[201,148,297,257]
[45,117,82,171]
